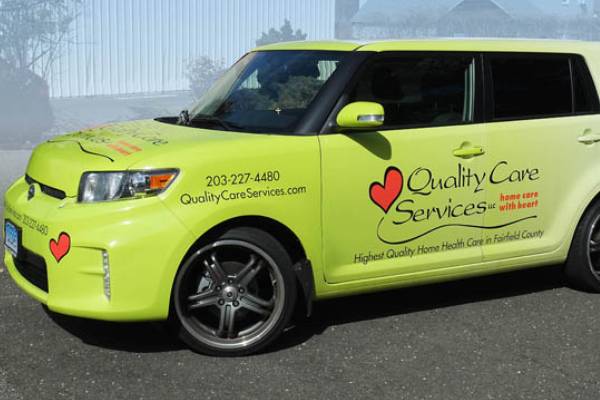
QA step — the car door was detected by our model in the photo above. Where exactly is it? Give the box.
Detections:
[319,52,489,284]
[481,53,600,261]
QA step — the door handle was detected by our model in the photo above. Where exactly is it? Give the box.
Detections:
[577,133,600,145]
[453,145,485,158]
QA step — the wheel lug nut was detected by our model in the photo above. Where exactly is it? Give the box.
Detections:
[239,288,245,293]
[218,299,225,306]
[226,292,233,297]
[233,301,239,307]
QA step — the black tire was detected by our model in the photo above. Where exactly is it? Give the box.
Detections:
[171,227,297,356]
[565,201,600,292]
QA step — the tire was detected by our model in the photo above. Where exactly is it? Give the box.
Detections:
[171,227,297,356]
[565,201,600,292]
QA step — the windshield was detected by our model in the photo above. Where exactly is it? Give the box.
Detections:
[189,51,349,133]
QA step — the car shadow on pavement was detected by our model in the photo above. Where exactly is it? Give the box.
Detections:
[44,264,566,355]
[268,264,567,353]
[44,309,185,353]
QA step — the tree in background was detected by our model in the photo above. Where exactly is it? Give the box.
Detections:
[256,19,307,46]
[0,0,79,75]
[0,0,80,145]
[187,56,226,99]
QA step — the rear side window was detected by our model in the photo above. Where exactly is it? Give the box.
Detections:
[349,54,476,128]
[490,56,571,119]
[488,54,599,120]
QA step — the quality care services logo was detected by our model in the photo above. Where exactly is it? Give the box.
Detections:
[369,162,540,245]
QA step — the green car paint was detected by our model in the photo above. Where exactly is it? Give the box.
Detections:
[4,120,321,320]
[336,101,385,129]
[4,39,600,324]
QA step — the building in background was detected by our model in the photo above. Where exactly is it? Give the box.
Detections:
[335,0,360,39]
[36,0,600,99]
[43,0,336,98]
[352,0,600,40]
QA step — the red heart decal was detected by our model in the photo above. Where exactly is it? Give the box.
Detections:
[369,167,403,213]
[49,232,71,263]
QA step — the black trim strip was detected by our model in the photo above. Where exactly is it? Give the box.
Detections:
[25,175,67,200]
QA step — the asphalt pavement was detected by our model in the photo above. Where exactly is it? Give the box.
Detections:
[2,148,600,400]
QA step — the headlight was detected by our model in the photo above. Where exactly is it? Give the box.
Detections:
[78,169,178,203]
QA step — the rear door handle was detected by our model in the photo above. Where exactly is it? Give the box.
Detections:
[453,145,485,158]
[577,132,600,145]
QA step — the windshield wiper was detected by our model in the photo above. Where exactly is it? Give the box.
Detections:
[189,114,244,131]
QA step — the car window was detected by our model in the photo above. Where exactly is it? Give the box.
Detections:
[190,51,348,133]
[348,54,476,129]
[572,56,600,114]
[240,60,340,90]
[490,56,572,120]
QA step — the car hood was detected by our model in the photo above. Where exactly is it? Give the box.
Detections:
[26,119,249,197]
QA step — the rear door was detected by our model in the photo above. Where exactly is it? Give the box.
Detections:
[481,53,600,261]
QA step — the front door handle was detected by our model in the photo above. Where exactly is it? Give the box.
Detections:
[578,132,600,145]
[453,145,485,158]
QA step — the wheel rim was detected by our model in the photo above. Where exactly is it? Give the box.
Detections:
[587,214,600,279]
[174,239,286,351]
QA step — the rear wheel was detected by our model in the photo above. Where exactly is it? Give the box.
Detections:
[566,201,600,292]
[172,227,297,356]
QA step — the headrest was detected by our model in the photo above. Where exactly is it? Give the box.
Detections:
[288,62,320,78]
[372,66,400,100]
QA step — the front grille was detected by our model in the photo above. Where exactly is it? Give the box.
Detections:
[13,246,48,292]
[25,175,66,200]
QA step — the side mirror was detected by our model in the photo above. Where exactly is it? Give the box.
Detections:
[336,101,384,130]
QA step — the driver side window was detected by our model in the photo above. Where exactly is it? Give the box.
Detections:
[349,54,476,129]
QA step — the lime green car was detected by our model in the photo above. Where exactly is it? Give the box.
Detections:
[5,39,600,356]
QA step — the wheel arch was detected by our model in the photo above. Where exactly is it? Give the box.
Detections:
[565,183,600,256]
[182,215,307,264]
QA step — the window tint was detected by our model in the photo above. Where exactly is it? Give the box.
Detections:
[490,56,572,119]
[349,55,475,128]
[572,57,600,114]
[190,51,348,133]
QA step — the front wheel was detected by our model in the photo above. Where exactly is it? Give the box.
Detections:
[171,227,297,356]
[566,201,600,292]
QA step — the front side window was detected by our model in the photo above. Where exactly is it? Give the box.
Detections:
[348,54,476,128]
[190,51,348,133]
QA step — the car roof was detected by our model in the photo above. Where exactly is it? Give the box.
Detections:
[253,38,600,54]
[253,40,363,52]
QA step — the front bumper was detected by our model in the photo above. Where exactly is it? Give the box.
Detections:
[3,177,194,321]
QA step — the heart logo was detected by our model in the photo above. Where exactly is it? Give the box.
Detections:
[49,232,71,263]
[369,167,403,213]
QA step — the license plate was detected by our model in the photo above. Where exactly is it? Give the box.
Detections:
[4,220,19,257]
